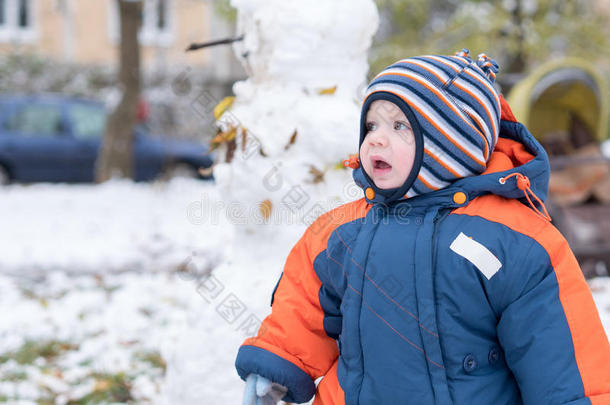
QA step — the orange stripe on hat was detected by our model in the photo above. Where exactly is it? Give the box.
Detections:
[417,173,441,191]
[465,68,500,106]
[398,59,446,83]
[463,67,501,141]
[453,80,498,140]
[426,55,461,72]
[463,108,492,159]
[423,147,461,178]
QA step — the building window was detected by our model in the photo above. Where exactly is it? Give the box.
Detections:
[141,0,172,45]
[108,0,173,47]
[17,0,28,28]
[0,0,35,42]
[156,0,166,31]
[0,0,6,26]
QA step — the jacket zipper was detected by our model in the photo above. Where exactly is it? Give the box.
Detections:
[430,207,453,405]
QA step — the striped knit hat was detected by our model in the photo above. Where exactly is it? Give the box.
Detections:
[358,49,501,201]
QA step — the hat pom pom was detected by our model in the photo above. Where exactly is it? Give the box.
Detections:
[476,53,499,83]
[455,48,471,59]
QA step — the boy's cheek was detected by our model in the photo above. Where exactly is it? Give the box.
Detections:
[360,147,372,174]
[361,159,373,179]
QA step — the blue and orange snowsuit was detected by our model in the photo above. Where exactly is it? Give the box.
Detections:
[235,100,610,404]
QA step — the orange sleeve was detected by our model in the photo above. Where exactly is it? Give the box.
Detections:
[235,199,370,403]
[242,225,340,378]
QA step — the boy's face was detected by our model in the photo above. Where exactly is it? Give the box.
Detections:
[360,100,416,190]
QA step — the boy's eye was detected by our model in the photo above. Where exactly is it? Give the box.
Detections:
[366,122,377,131]
[394,121,411,131]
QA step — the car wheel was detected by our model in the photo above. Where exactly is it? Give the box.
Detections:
[166,163,199,179]
[0,165,9,185]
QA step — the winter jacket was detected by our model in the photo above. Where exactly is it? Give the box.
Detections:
[235,102,610,404]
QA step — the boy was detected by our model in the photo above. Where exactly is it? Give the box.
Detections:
[235,50,610,404]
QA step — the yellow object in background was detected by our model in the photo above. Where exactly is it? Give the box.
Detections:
[318,86,338,95]
[508,58,609,144]
[213,96,236,120]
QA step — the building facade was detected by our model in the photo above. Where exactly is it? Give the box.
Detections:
[0,0,241,78]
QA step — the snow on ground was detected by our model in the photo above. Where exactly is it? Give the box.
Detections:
[0,260,288,404]
[0,178,315,404]
[0,179,608,404]
[601,139,610,159]
[590,277,610,335]
[0,179,230,275]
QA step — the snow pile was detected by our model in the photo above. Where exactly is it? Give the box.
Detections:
[211,0,379,242]
[153,2,381,402]
[230,0,377,89]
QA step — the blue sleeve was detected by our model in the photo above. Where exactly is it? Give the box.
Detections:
[235,345,316,403]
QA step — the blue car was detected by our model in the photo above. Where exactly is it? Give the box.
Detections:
[0,94,215,184]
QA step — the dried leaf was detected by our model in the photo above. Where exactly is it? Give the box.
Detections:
[213,96,235,120]
[239,127,246,151]
[225,139,236,163]
[119,339,140,347]
[318,85,337,95]
[94,379,111,392]
[210,126,237,150]
[259,146,268,157]
[284,130,298,151]
[308,165,325,184]
[259,199,273,220]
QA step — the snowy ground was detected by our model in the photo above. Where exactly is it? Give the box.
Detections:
[0,178,301,404]
[0,179,608,404]
[0,179,231,275]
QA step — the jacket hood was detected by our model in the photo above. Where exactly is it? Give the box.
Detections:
[352,100,551,210]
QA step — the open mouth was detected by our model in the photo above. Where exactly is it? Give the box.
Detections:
[371,156,392,174]
[374,159,391,169]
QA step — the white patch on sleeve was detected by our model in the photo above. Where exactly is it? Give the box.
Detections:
[449,232,502,280]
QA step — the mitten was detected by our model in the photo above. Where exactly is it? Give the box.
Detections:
[242,373,288,405]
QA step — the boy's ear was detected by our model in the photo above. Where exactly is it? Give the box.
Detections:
[499,95,517,122]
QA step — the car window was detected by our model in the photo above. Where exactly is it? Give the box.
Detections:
[4,104,63,136]
[68,104,107,140]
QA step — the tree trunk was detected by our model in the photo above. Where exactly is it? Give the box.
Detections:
[506,0,526,74]
[95,0,142,183]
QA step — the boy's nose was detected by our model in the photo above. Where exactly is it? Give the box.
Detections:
[367,129,389,146]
